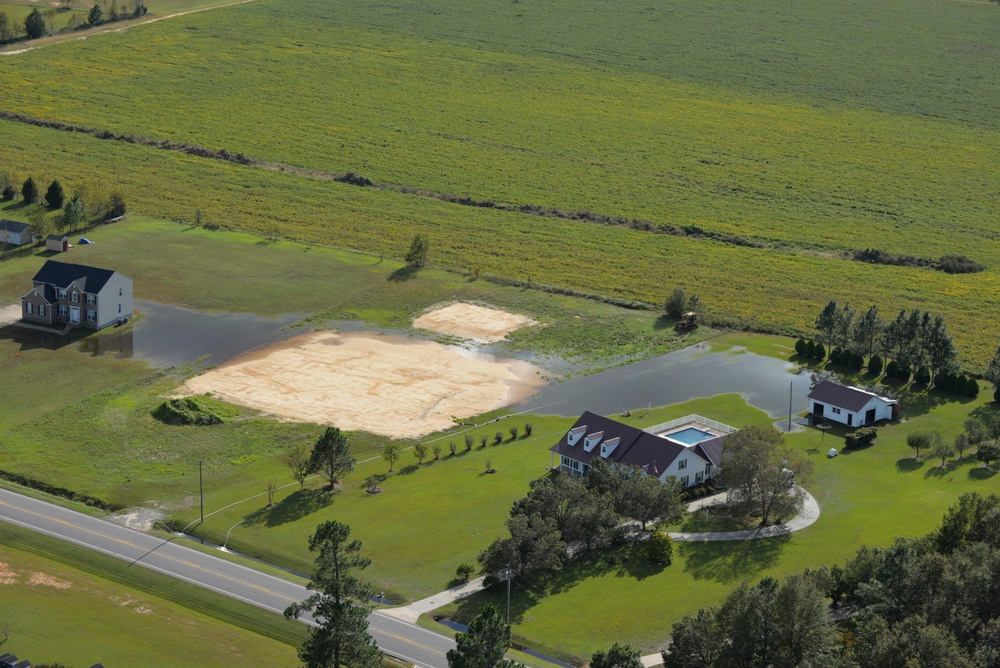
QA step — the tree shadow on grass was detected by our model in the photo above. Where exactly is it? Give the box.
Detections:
[653,315,676,331]
[243,488,334,528]
[387,266,418,282]
[395,464,420,476]
[677,534,788,584]
[969,466,997,481]
[892,386,971,420]
[924,460,961,478]
[896,457,925,473]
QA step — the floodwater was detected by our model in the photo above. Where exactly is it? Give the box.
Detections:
[80,301,303,368]
[517,344,814,419]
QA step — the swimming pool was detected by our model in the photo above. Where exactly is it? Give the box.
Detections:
[666,426,715,445]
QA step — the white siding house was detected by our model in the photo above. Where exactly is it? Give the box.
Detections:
[0,219,32,246]
[807,380,899,427]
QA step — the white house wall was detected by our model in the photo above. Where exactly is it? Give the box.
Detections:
[658,449,711,487]
[811,397,893,427]
[96,273,133,328]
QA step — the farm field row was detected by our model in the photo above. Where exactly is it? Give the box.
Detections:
[2,123,999,369]
[0,522,300,666]
[0,0,998,262]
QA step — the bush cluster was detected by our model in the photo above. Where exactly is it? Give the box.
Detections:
[795,339,827,360]
[152,398,223,425]
[844,426,877,449]
[0,468,119,510]
[829,347,864,369]
[936,373,979,397]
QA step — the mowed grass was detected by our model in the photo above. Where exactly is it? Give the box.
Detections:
[2,128,999,368]
[0,522,300,666]
[1,0,998,265]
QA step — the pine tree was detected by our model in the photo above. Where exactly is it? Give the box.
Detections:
[307,427,355,489]
[45,180,65,209]
[21,177,39,204]
[447,604,517,668]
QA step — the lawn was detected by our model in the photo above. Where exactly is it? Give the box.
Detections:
[0,521,301,667]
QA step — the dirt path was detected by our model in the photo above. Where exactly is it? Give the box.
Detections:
[0,0,257,56]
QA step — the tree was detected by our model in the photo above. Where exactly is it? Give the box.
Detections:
[977,442,1000,469]
[665,287,687,318]
[446,604,517,668]
[382,442,400,472]
[964,417,986,446]
[815,300,839,355]
[87,3,103,26]
[906,430,932,459]
[0,12,14,44]
[647,531,673,565]
[590,643,643,668]
[22,177,39,204]
[478,512,564,582]
[106,192,126,220]
[281,442,310,489]
[284,521,382,668]
[24,7,45,38]
[662,609,724,668]
[986,347,1000,391]
[60,194,84,232]
[618,472,684,531]
[717,425,810,527]
[266,480,277,506]
[853,305,883,357]
[413,441,428,464]
[456,563,474,582]
[405,234,429,268]
[933,441,954,468]
[836,302,856,350]
[954,433,970,460]
[925,316,959,385]
[307,427,355,489]
[868,354,884,376]
[26,204,50,240]
[0,185,14,202]
[45,180,64,209]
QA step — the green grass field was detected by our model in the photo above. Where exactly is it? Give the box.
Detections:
[2,0,1000,365]
[0,522,300,666]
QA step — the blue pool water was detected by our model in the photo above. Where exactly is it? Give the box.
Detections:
[666,427,715,445]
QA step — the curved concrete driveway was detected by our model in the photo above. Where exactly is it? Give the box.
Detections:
[669,486,820,542]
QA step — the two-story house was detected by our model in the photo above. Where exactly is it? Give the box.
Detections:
[20,260,133,330]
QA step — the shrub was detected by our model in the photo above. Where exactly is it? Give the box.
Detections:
[524,422,533,436]
[868,354,883,375]
[845,426,878,449]
[464,434,473,451]
[449,441,457,456]
[152,398,223,425]
[413,442,428,464]
[936,372,953,391]
[814,342,826,360]
[456,563,475,582]
[22,176,38,204]
[106,192,126,220]
[849,352,865,370]
[994,386,1000,403]
[914,367,931,386]
[45,180,64,209]
[954,375,969,394]
[479,435,487,449]
[366,476,379,492]
[830,348,844,365]
[647,531,673,565]
[965,377,980,398]
[939,254,985,274]
[433,444,442,460]
[0,185,14,201]
[494,431,503,445]
[795,339,806,355]
[509,425,519,440]
[805,340,816,357]
[886,361,898,379]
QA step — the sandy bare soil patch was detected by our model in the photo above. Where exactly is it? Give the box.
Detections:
[28,572,72,588]
[412,303,536,342]
[0,562,15,584]
[0,303,22,326]
[178,331,545,438]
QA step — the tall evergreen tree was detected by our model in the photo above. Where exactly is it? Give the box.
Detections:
[925,315,959,385]
[446,604,517,668]
[307,427,356,489]
[21,177,39,204]
[284,521,381,668]
[45,180,65,209]
[852,305,883,358]
[815,300,839,355]
[24,7,45,38]
[835,302,856,350]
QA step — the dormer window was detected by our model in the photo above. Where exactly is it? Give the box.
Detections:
[600,437,620,459]
[566,425,588,446]
[583,431,604,452]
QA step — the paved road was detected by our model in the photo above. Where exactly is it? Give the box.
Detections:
[0,487,455,668]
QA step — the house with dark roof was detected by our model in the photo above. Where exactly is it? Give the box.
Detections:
[0,219,33,246]
[807,380,899,427]
[549,411,735,487]
[21,260,133,330]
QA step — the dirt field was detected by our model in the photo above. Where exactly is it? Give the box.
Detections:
[0,303,22,325]
[412,303,536,342]
[178,331,545,438]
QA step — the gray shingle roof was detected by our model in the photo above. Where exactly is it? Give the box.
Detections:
[0,219,30,234]
[807,380,893,412]
[32,260,118,293]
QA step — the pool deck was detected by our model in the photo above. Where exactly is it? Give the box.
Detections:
[654,420,728,442]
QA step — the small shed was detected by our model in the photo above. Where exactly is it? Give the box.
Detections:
[0,219,32,246]
[808,380,899,427]
[46,234,69,252]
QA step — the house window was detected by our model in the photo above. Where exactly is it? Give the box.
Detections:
[38,305,45,317]
[25,302,33,315]
[118,304,122,314]
[678,459,687,470]
[86,309,96,322]
[695,472,703,484]
[680,475,690,487]
[705,463,712,475]
[57,288,66,299]
[71,292,79,302]
[119,288,123,296]
[59,304,68,316]
[86,294,96,305]
[832,407,842,415]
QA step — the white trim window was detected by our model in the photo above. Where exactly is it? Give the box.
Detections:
[86,309,96,322]
[678,459,687,470]
[25,302,33,315]
[680,475,690,487]
[86,294,96,305]
[59,304,68,316]
[695,472,703,484]
[57,288,66,299]
[38,305,45,317]
[71,292,79,302]
[832,407,842,415]
[118,304,122,314]
[705,463,712,475]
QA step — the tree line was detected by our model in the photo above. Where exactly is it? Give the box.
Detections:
[663,491,1000,668]
[808,300,961,387]
[0,0,147,45]
[0,172,126,242]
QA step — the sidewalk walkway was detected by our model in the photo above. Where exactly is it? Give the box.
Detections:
[380,576,486,623]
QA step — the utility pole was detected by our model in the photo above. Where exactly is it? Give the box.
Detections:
[199,459,204,524]
[505,565,511,624]
[787,381,793,433]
